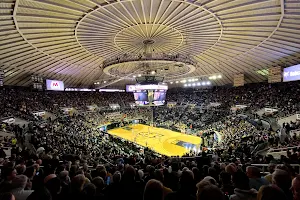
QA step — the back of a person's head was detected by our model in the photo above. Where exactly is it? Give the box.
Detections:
[180,170,194,191]
[113,171,121,183]
[203,176,217,185]
[197,184,225,200]
[232,171,250,190]
[44,176,61,197]
[122,165,136,183]
[59,171,70,183]
[71,174,86,193]
[257,185,287,200]
[0,193,15,200]
[272,169,291,191]
[99,170,107,181]
[268,163,276,174]
[208,167,217,178]
[26,187,52,200]
[82,183,96,197]
[143,179,163,200]
[11,175,27,190]
[246,166,261,178]
[292,175,300,200]
[1,167,16,180]
[219,171,231,185]
[154,169,164,183]
[92,177,104,190]
[225,164,236,175]
[15,165,26,175]
[196,180,212,194]
[24,166,35,178]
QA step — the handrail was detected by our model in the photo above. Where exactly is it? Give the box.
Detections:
[251,163,300,174]
[268,145,300,153]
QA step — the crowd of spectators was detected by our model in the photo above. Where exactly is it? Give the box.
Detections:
[1,81,300,200]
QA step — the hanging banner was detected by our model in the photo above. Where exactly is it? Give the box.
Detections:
[268,66,282,83]
[2,117,15,124]
[32,111,46,118]
[233,74,244,87]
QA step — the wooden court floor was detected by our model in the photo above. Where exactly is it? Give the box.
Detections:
[107,124,202,156]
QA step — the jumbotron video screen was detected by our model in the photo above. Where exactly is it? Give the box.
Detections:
[126,84,168,106]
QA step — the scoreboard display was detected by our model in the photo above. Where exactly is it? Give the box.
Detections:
[128,84,168,106]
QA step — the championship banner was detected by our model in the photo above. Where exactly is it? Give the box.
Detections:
[268,66,282,83]
[233,74,244,87]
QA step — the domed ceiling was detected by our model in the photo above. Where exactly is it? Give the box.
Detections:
[0,0,300,87]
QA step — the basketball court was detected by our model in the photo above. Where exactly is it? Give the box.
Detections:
[107,124,202,156]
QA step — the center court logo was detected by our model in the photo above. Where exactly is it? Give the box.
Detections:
[137,132,164,138]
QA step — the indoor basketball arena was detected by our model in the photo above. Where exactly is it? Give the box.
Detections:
[1,1,300,200]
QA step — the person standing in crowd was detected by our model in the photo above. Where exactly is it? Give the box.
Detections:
[230,171,257,200]
[246,166,269,191]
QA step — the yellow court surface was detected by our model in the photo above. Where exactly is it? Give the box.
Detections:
[108,124,202,156]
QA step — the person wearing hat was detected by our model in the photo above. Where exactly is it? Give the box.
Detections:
[10,175,33,200]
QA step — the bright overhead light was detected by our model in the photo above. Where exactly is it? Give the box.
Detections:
[195,78,198,81]
[207,81,211,85]
[218,75,222,78]
[133,75,136,78]
[97,82,100,84]
[138,74,141,77]
[197,82,201,86]
[151,71,156,74]
[184,84,187,87]
[202,82,206,85]
[104,81,107,83]
[192,83,196,86]
[175,81,179,83]
[188,79,192,82]
[170,82,173,84]
[188,84,191,86]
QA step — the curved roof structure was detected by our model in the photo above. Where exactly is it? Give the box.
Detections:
[0,0,300,87]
